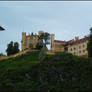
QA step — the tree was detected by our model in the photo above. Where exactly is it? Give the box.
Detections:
[38,32,50,61]
[36,43,43,50]
[6,41,20,56]
[6,41,14,56]
[87,27,92,57]
[38,32,50,48]
[13,42,20,54]
[36,32,50,50]
[39,45,48,61]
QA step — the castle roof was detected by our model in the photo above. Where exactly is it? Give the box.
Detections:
[54,40,67,43]
[68,36,89,46]
[54,36,89,47]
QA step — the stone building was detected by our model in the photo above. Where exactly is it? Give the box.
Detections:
[51,34,67,52]
[22,31,44,51]
[67,36,88,57]
[51,34,88,57]
[22,31,89,57]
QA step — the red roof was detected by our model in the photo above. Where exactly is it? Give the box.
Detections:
[68,36,88,46]
[54,36,89,46]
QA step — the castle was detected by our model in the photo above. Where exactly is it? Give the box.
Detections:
[22,31,88,57]
[22,31,44,50]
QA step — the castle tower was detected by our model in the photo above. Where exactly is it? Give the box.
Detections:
[51,34,55,51]
[33,36,37,48]
[26,36,31,49]
[22,32,26,51]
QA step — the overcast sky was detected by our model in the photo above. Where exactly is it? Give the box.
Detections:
[0,1,92,54]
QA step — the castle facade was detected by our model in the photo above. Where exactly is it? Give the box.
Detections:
[22,31,44,50]
[51,35,88,57]
[22,31,88,57]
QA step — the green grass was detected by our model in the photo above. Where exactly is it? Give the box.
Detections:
[0,51,92,92]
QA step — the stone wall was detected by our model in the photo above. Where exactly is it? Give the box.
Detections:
[68,40,88,56]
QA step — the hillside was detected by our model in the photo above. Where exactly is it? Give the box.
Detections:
[0,51,92,92]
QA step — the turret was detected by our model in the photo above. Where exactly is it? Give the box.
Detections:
[22,32,26,51]
[51,34,55,51]
[75,36,79,41]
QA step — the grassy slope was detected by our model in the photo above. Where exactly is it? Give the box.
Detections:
[0,51,41,92]
[0,51,92,92]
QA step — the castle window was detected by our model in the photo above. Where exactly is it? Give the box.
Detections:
[79,46,81,49]
[24,43,27,45]
[74,52,76,54]
[71,48,72,51]
[83,50,85,53]
[83,44,85,48]
[79,50,81,53]
[30,39,33,44]
[74,47,76,50]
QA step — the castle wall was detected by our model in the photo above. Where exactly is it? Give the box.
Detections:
[22,32,27,51]
[33,36,38,48]
[53,42,65,52]
[68,40,88,56]
[51,34,55,51]
[51,33,66,52]
[22,32,39,51]
[26,36,31,49]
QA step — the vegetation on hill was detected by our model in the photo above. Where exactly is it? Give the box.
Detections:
[36,32,50,50]
[6,41,20,56]
[87,27,92,57]
[0,51,92,92]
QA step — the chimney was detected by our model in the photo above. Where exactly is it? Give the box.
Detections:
[70,39,74,43]
[75,36,79,41]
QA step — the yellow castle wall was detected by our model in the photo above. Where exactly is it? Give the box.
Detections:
[68,40,88,56]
